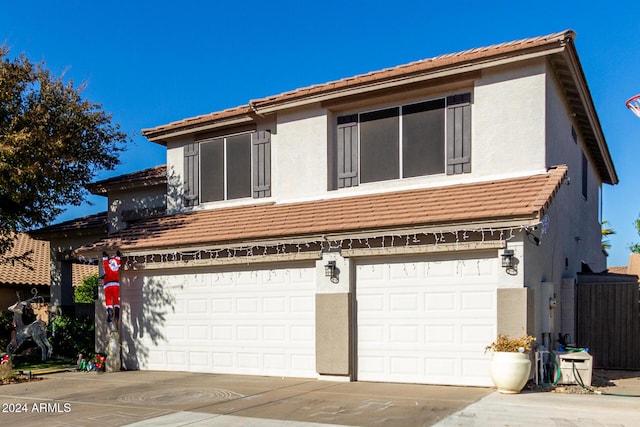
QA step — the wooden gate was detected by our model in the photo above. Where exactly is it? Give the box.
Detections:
[576,273,640,370]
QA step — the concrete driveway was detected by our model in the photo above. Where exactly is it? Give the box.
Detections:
[0,371,491,426]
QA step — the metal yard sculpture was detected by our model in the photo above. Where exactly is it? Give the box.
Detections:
[6,297,53,361]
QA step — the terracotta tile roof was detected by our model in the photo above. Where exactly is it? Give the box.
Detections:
[83,166,567,254]
[0,234,50,286]
[607,266,628,274]
[72,263,98,287]
[142,31,574,141]
[0,234,97,288]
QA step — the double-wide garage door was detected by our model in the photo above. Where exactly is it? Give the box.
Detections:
[357,254,497,386]
[120,264,317,378]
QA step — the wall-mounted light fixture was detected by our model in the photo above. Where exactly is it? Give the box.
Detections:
[501,249,515,269]
[324,260,339,283]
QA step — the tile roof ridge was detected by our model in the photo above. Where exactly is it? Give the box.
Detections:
[248,30,575,109]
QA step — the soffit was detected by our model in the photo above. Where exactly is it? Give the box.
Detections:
[87,165,167,196]
[29,212,108,240]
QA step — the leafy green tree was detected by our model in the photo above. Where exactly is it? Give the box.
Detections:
[0,46,127,262]
[601,220,615,251]
[74,274,99,303]
[629,215,640,254]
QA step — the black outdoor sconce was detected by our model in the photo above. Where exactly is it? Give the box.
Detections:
[501,249,515,269]
[324,260,339,283]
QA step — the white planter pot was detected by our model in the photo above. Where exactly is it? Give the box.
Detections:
[489,352,531,394]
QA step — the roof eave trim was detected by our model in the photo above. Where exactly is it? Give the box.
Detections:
[143,115,255,144]
[143,41,569,143]
[250,46,568,115]
[79,217,541,257]
[561,44,618,185]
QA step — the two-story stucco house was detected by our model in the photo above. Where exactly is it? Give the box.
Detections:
[81,30,617,386]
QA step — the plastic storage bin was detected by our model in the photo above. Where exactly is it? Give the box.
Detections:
[555,352,593,386]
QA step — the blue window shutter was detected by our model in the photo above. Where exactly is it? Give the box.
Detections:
[183,142,199,206]
[446,94,471,175]
[252,131,271,198]
[337,115,358,188]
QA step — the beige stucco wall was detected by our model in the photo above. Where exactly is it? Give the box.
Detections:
[163,59,559,210]
[473,60,547,177]
[497,287,534,338]
[315,293,351,376]
[107,188,166,234]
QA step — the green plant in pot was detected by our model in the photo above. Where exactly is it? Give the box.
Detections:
[486,334,536,394]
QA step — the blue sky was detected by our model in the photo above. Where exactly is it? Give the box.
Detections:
[2,1,639,267]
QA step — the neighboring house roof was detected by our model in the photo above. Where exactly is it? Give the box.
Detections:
[81,166,567,254]
[87,165,167,196]
[141,30,616,185]
[0,233,97,288]
[71,263,98,287]
[0,233,50,286]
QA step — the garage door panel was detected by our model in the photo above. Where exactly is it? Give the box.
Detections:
[461,324,494,344]
[290,295,314,313]
[121,265,316,378]
[357,256,497,386]
[426,358,456,376]
[425,325,456,344]
[425,292,456,310]
[189,352,208,367]
[461,290,494,310]
[391,356,419,375]
[389,325,419,343]
[390,293,420,311]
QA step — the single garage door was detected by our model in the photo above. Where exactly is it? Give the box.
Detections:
[356,253,497,386]
[120,263,317,378]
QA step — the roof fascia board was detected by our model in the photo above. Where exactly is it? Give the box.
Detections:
[126,251,321,271]
[145,116,255,144]
[560,45,618,184]
[88,177,166,196]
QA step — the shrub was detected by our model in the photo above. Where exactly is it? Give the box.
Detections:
[48,314,94,359]
[485,334,536,353]
[74,274,99,303]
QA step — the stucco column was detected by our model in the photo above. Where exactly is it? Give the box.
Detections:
[315,251,352,380]
[49,253,74,313]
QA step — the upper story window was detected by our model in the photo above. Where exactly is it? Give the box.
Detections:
[183,130,271,207]
[334,93,471,189]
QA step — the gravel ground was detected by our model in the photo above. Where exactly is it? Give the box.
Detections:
[527,369,640,395]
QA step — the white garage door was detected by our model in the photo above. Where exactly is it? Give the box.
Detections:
[120,263,316,378]
[357,253,497,386]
